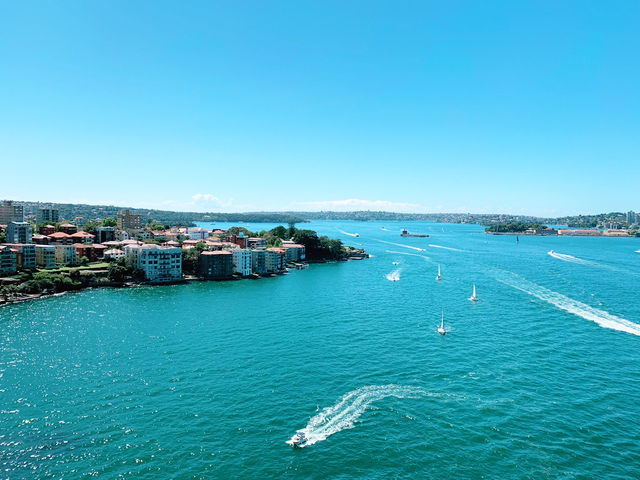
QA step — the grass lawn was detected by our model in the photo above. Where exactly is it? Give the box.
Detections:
[44,262,110,274]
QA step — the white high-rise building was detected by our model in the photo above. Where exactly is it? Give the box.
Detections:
[125,244,182,283]
[232,249,252,276]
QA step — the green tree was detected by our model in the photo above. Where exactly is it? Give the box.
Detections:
[287,222,297,239]
[108,263,129,282]
[83,221,98,235]
[270,225,288,239]
[78,256,90,266]
[102,218,117,227]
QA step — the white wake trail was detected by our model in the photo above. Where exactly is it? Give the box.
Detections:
[547,250,597,266]
[287,385,427,447]
[378,240,426,252]
[338,230,359,237]
[428,244,465,252]
[385,250,430,261]
[385,269,401,282]
[497,272,640,336]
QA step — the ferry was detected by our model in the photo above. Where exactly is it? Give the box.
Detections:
[401,229,429,238]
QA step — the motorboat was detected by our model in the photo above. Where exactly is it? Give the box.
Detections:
[288,430,309,448]
[436,265,441,281]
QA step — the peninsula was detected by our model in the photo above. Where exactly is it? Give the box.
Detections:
[0,200,367,306]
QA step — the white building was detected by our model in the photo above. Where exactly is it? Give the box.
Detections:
[104,248,125,261]
[36,245,56,269]
[55,245,77,266]
[232,249,252,276]
[125,244,182,283]
[187,227,210,241]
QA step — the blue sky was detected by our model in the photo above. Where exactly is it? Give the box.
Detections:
[1,1,638,216]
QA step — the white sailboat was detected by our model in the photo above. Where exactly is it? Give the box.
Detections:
[469,284,478,302]
[437,309,446,335]
[436,265,441,281]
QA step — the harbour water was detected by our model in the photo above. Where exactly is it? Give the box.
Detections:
[2,221,640,478]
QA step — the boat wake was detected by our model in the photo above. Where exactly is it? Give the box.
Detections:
[547,250,597,266]
[497,272,640,336]
[378,240,425,252]
[287,385,427,447]
[385,269,401,282]
[428,244,464,252]
[338,230,360,238]
[385,250,430,261]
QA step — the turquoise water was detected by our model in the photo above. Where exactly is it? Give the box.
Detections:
[2,221,640,479]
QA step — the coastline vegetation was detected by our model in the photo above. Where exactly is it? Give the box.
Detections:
[485,222,548,233]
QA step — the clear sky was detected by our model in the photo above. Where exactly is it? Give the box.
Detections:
[1,1,638,216]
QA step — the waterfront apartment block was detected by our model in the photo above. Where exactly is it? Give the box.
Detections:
[37,208,59,224]
[232,249,252,276]
[35,245,56,269]
[55,245,78,266]
[198,250,233,279]
[6,222,33,244]
[251,249,267,275]
[117,210,142,231]
[267,247,287,272]
[0,245,17,276]
[0,201,24,224]
[125,245,182,283]
[281,244,306,261]
[4,244,36,270]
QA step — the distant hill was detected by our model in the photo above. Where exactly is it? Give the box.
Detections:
[7,200,638,229]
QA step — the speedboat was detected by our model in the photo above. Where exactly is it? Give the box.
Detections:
[436,265,441,281]
[392,261,399,265]
[288,430,309,448]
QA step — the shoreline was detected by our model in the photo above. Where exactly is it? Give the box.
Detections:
[0,255,368,308]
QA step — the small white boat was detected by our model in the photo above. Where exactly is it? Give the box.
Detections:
[392,261,399,265]
[355,233,359,237]
[287,430,309,448]
[436,265,441,281]
[469,284,478,302]
[437,310,446,335]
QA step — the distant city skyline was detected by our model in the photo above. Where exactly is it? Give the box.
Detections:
[1,1,638,217]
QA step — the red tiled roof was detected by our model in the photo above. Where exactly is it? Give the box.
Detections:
[48,232,71,238]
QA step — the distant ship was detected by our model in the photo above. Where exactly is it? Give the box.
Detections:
[401,229,429,238]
